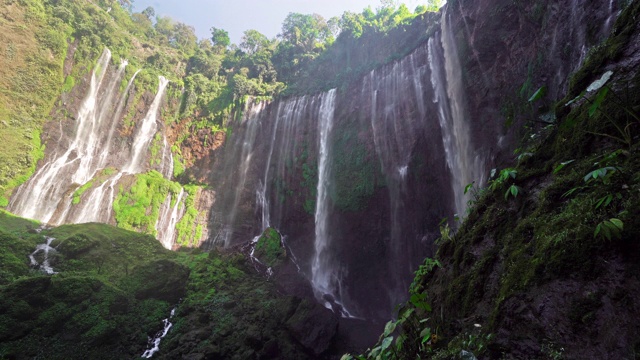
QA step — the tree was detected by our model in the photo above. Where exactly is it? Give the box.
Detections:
[172,22,197,54]
[141,6,155,20]
[280,13,331,52]
[240,29,269,55]
[424,0,444,12]
[210,27,230,50]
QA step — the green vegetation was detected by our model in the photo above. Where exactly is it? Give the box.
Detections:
[174,184,204,247]
[113,171,181,235]
[282,5,440,95]
[160,249,314,359]
[0,213,185,359]
[72,180,94,205]
[0,210,316,359]
[254,227,285,267]
[331,121,379,211]
[0,0,66,205]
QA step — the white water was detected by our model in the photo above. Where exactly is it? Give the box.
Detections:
[141,307,176,358]
[156,189,185,249]
[436,15,485,217]
[256,99,284,230]
[126,76,170,173]
[309,89,355,318]
[9,49,184,248]
[9,49,117,222]
[98,68,141,169]
[160,135,174,179]
[69,68,141,225]
[29,236,57,275]
[221,100,266,246]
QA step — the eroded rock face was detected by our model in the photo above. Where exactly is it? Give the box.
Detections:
[194,0,622,324]
[286,299,339,356]
[447,0,619,168]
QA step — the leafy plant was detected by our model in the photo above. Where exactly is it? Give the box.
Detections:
[553,160,575,174]
[528,86,547,103]
[567,71,639,147]
[594,218,623,240]
[489,168,517,191]
[583,166,619,184]
[434,218,453,246]
[488,168,523,200]
[594,193,622,209]
[464,181,486,211]
[505,184,523,200]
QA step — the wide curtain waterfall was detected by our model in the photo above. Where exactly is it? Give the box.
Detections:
[206,14,487,318]
[8,49,184,249]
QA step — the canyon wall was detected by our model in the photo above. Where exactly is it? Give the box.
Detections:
[192,0,619,320]
[4,0,621,323]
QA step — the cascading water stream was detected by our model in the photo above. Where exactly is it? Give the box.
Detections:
[160,136,174,179]
[68,69,141,225]
[98,68,141,169]
[156,189,185,250]
[256,101,284,230]
[29,236,57,275]
[364,46,431,307]
[126,76,170,173]
[221,100,266,247]
[437,14,485,217]
[141,307,176,358]
[9,49,116,222]
[309,89,355,318]
[10,48,183,249]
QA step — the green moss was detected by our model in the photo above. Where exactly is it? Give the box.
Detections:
[254,227,284,267]
[172,153,185,178]
[72,179,94,205]
[62,75,75,93]
[330,123,377,211]
[175,184,204,247]
[149,132,163,166]
[112,171,181,235]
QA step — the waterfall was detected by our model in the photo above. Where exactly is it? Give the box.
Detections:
[156,189,185,250]
[310,89,354,317]
[98,69,141,169]
[72,69,140,224]
[220,100,266,247]
[160,135,174,179]
[10,48,183,249]
[9,49,123,223]
[141,307,176,358]
[256,102,284,230]
[436,15,485,217]
[29,236,57,275]
[126,76,170,173]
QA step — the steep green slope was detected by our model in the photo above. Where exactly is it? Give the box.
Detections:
[0,211,333,359]
[0,211,186,359]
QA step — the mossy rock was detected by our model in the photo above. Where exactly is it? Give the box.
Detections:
[128,259,189,303]
[254,227,285,268]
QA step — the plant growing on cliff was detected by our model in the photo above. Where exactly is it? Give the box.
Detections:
[435,218,454,246]
[488,168,523,200]
[594,218,623,240]
[566,71,640,148]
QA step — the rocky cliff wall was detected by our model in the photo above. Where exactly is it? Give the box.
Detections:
[195,0,622,322]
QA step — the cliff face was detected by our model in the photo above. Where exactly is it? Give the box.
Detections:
[385,2,640,359]
[2,0,630,345]
[195,0,621,321]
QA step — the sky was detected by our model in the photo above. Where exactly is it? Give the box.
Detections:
[132,0,426,45]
